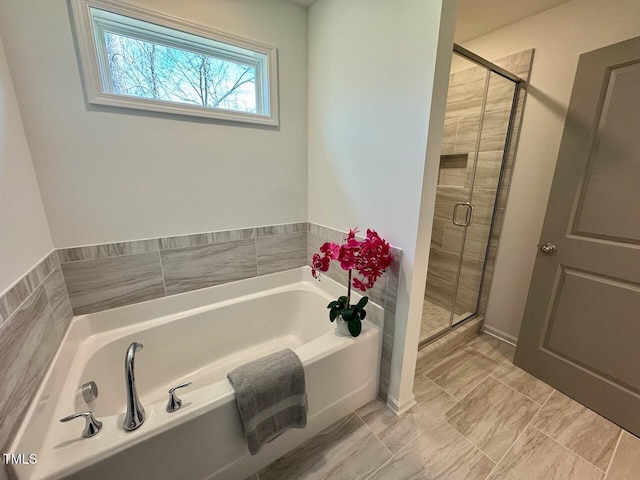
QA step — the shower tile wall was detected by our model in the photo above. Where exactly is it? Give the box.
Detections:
[425,50,534,321]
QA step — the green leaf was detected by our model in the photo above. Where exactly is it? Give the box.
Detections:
[356,296,369,310]
[327,300,341,309]
[358,309,367,320]
[348,319,362,337]
[341,308,354,322]
[329,308,340,322]
[338,296,348,305]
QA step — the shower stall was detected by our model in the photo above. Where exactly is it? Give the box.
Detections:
[419,45,533,345]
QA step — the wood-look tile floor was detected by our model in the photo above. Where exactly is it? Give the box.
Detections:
[419,299,472,343]
[254,332,640,480]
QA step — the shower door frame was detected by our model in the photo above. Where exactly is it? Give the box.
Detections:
[419,45,527,348]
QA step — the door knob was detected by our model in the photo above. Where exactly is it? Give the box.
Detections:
[540,243,556,254]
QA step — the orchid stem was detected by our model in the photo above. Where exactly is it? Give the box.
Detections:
[347,269,352,308]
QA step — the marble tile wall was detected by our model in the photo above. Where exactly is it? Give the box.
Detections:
[58,223,308,315]
[0,251,73,455]
[424,50,534,330]
[307,223,402,402]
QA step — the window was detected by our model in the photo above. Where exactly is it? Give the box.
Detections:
[71,0,279,125]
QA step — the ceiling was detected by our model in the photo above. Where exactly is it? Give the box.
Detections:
[288,0,570,43]
[455,0,570,42]
[288,0,316,7]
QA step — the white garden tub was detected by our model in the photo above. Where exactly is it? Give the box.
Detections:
[8,267,382,480]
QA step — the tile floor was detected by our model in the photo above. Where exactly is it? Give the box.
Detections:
[419,299,471,343]
[253,332,640,480]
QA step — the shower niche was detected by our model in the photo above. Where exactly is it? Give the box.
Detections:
[420,47,534,345]
[438,154,468,187]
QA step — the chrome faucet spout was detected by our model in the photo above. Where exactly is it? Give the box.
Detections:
[123,342,145,431]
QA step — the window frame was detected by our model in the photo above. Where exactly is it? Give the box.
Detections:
[70,0,279,126]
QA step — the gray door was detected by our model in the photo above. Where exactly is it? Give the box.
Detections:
[515,36,640,436]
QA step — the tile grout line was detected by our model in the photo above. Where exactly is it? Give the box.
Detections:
[57,222,306,252]
[420,355,495,407]
[419,374,458,403]
[441,411,499,466]
[253,238,259,277]
[541,388,555,405]
[442,375,544,463]
[433,374,511,463]
[0,248,55,298]
[57,224,307,263]
[437,363,498,406]
[57,247,161,264]
[353,410,393,457]
[482,386,553,479]
[603,430,624,479]
[488,372,546,406]
[531,424,608,474]
[157,250,168,297]
[362,415,443,480]
[1,265,61,328]
[368,353,528,480]
[465,343,512,366]
[362,449,395,480]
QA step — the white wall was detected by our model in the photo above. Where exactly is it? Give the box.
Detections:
[463,0,640,341]
[0,34,53,293]
[308,0,457,409]
[0,0,308,247]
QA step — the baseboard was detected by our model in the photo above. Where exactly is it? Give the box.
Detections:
[386,393,416,416]
[482,324,518,346]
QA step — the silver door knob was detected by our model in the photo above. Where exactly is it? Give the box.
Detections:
[540,243,556,254]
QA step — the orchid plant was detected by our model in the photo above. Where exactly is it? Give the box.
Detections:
[311,228,393,337]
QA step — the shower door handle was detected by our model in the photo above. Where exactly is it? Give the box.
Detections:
[452,202,474,227]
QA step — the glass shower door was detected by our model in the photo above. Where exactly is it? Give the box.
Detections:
[451,71,517,326]
[421,52,518,344]
[421,53,486,341]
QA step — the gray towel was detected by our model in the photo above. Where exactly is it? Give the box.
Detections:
[227,348,308,455]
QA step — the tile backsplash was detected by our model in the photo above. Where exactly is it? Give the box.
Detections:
[0,220,399,466]
[0,251,73,451]
[59,223,308,315]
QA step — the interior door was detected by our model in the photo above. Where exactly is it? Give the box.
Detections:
[515,36,640,436]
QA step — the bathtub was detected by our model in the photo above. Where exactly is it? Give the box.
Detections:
[8,267,382,480]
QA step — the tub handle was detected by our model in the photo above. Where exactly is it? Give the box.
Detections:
[166,381,192,413]
[60,411,103,438]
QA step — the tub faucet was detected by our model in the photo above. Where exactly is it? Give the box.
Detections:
[124,342,145,431]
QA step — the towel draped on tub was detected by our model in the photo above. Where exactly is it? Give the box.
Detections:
[227,348,308,455]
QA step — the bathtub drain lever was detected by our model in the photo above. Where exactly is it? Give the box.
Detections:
[166,381,192,413]
[60,411,102,438]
